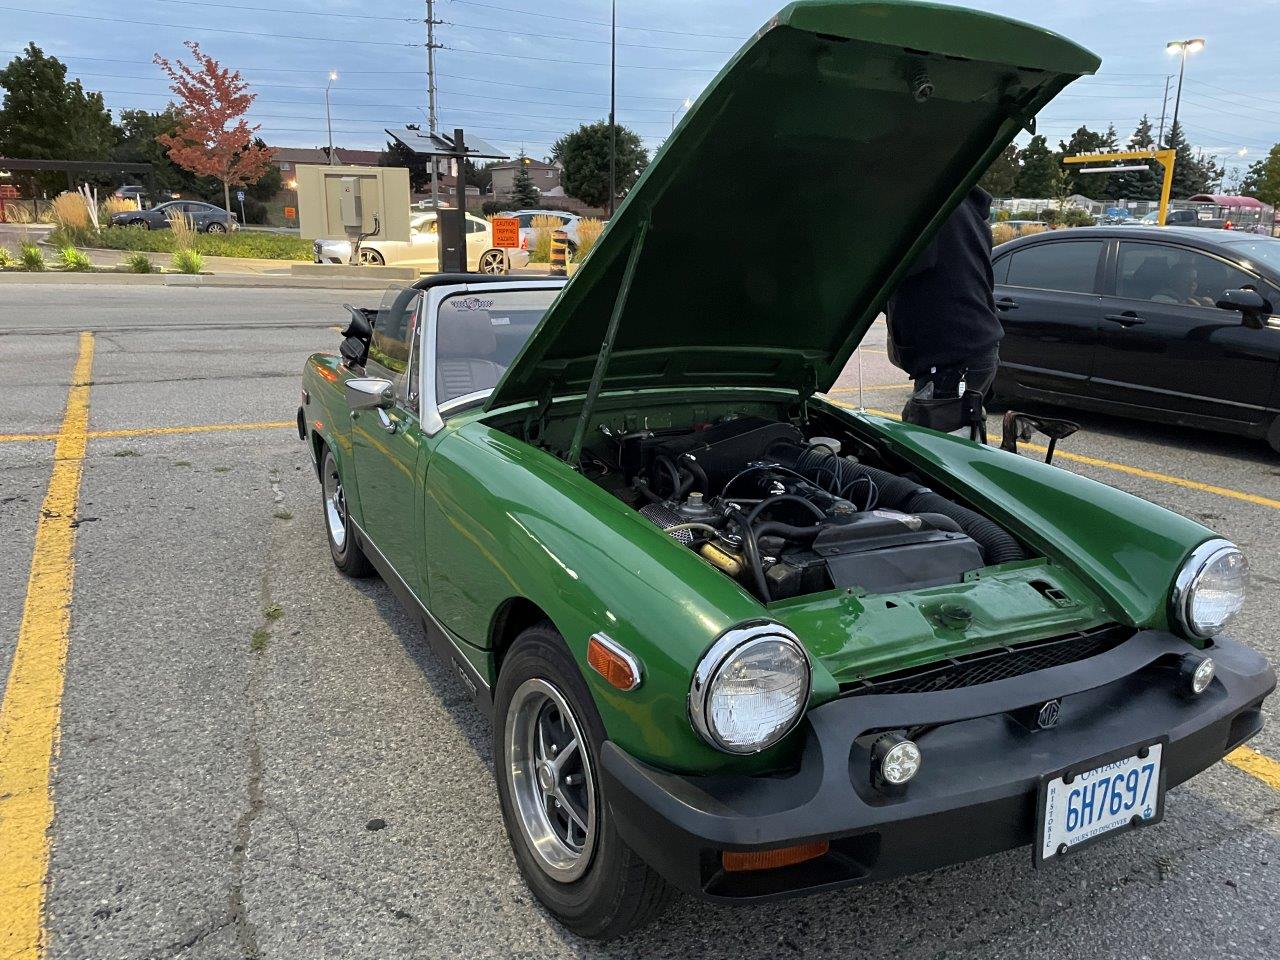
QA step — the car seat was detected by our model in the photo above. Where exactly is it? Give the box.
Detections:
[436,309,506,402]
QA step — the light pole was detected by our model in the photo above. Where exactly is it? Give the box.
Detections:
[325,70,338,165]
[608,0,616,216]
[1164,38,1204,147]
[670,97,693,133]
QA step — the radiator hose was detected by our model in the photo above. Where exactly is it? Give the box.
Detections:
[785,448,1026,565]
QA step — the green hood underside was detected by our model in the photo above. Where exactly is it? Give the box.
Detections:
[487,0,1099,410]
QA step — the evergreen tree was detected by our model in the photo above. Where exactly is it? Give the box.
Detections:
[1115,115,1161,202]
[511,155,541,207]
[1241,143,1280,206]
[1013,135,1056,198]
[1057,125,1112,199]
[1165,122,1221,197]
[551,121,648,207]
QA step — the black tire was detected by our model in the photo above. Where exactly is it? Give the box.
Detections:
[319,445,374,578]
[494,624,672,940]
[129,218,148,230]
[205,221,227,234]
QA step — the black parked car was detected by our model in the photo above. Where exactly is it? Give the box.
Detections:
[110,200,238,233]
[992,226,1280,453]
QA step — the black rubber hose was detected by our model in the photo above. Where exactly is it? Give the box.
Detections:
[654,455,684,499]
[753,520,824,542]
[786,453,1025,565]
[680,455,708,494]
[727,505,772,601]
[746,494,826,526]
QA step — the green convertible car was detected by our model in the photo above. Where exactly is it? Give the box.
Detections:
[298,0,1274,940]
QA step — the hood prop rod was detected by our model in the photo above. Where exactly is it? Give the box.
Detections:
[568,219,650,468]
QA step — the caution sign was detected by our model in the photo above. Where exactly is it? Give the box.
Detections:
[491,217,519,249]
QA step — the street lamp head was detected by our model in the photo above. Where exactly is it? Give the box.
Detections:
[329,70,339,81]
[1167,38,1206,54]
[683,97,693,109]
[1186,38,1205,53]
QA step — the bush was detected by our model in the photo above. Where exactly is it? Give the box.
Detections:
[50,192,91,231]
[991,223,1015,246]
[19,241,45,271]
[2,200,35,224]
[171,248,204,274]
[165,208,197,249]
[123,251,156,273]
[80,226,312,261]
[0,246,13,268]
[574,217,604,260]
[994,209,1012,223]
[1057,207,1094,228]
[528,214,560,263]
[58,245,93,271]
[480,199,521,217]
[100,197,138,220]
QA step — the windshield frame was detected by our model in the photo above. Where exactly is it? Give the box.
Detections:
[419,278,567,435]
[1219,237,1280,274]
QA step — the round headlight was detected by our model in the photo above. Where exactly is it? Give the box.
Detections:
[689,623,810,755]
[1172,539,1249,639]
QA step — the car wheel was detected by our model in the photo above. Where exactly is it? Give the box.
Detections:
[129,218,148,229]
[478,249,508,275]
[1267,416,1280,455]
[205,221,227,234]
[494,624,671,940]
[358,248,385,266]
[319,445,373,578]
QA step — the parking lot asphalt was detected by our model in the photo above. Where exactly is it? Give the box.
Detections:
[3,283,1280,960]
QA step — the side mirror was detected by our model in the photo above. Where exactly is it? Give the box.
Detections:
[1216,288,1270,329]
[345,377,395,412]
[1000,411,1080,464]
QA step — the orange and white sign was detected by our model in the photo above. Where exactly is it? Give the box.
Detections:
[491,217,519,249]
[283,205,297,221]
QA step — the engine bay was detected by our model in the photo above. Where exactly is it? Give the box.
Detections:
[585,413,1027,603]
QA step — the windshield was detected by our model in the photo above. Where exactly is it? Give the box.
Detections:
[435,287,559,405]
[1221,238,1280,272]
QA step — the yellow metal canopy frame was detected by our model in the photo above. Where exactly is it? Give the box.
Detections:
[1062,149,1176,225]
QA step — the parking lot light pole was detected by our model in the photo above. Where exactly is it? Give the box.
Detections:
[325,71,339,165]
[1164,38,1204,147]
[608,0,616,216]
[671,97,693,133]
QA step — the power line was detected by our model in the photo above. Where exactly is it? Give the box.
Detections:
[445,19,733,56]
[443,45,718,72]
[444,0,744,40]
[0,6,422,46]
[130,0,418,22]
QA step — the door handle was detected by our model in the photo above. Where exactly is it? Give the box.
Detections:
[996,297,1019,311]
[1103,312,1146,327]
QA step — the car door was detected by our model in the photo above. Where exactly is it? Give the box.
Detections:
[464,216,490,269]
[992,237,1106,398]
[350,287,428,592]
[406,217,439,270]
[1092,240,1275,426]
[184,203,209,229]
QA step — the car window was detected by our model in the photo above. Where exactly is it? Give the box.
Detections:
[992,252,1011,284]
[435,288,559,406]
[466,218,487,234]
[367,286,423,403]
[1004,241,1103,294]
[1117,242,1255,309]
[516,214,535,227]
[1221,238,1280,272]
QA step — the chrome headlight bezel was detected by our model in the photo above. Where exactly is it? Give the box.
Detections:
[1170,538,1249,640]
[688,621,811,755]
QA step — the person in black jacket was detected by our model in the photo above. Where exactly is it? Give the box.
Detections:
[886,185,1002,436]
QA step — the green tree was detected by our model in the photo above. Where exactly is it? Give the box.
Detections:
[1165,122,1222,197]
[1013,135,1056,198]
[1056,125,1110,199]
[379,139,432,192]
[511,155,541,207]
[1241,143,1280,206]
[0,43,118,193]
[113,107,194,196]
[978,144,1018,197]
[551,121,648,207]
[1114,115,1161,201]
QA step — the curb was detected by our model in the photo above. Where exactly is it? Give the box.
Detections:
[0,272,401,290]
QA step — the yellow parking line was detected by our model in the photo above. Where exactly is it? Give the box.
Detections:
[1225,745,1280,790]
[0,332,94,960]
[0,421,294,445]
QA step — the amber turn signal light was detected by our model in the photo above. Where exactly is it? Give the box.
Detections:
[721,840,829,873]
[587,633,641,691]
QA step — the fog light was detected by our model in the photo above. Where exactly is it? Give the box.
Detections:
[871,734,921,792]
[1180,654,1215,696]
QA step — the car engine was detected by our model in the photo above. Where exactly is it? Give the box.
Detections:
[616,416,1025,602]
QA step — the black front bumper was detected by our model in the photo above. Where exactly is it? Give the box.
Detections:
[601,631,1274,902]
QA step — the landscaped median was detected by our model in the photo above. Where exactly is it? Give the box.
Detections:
[48,225,312,261]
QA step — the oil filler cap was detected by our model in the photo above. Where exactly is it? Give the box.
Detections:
[937,603,973,630]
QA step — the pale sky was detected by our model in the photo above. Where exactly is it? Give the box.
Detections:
[3,0,1277,184]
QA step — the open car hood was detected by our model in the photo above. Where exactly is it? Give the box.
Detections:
[486,0,1098,410]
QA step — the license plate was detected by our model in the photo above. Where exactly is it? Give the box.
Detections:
[1036,741,1165,864]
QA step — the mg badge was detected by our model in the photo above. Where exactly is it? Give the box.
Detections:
[1037,699,1061,729]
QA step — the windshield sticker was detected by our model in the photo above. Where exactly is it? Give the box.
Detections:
[454,297,494,311]
[491,317,511,325]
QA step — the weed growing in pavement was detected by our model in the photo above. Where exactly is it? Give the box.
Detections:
[18,242,45,271]
[123,251,156,273]
[170,247,204,274]
[213,465,232,473]
[250,628,270,653]
[263,604,284,622]
[112,448,139,457]
[58,245,93,271]
[173,460,192,467]
[273,509,293,520]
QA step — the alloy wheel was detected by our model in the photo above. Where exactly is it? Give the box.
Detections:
[505,678,597,882]
[479,249,508,274]
[322,455,347,550]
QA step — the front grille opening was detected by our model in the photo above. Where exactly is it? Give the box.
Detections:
[842,625,1134,697]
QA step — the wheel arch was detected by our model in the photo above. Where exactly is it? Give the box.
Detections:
[490,596,554,676]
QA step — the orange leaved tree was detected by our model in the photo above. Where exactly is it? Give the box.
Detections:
[153,42,273,217]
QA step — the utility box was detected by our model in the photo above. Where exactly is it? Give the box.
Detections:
[296,164,410,243]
